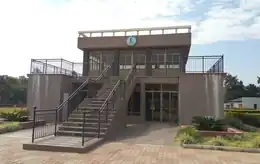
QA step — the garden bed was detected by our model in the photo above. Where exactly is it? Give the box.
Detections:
[175,117,260,153]
[0,120,46,134]
[197,127,243,137]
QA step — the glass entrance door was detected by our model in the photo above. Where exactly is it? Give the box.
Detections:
[146,91,178,122]
[162,92,170,122]
[145,91,161,121]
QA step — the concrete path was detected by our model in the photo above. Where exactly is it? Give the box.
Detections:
[111,122,179,146]
[1,127,260,163]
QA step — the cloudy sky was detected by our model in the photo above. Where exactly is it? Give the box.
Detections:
[0,0,259,84]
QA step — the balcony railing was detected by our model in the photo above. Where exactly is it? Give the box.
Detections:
[30,58,103,76]
[185,55,224,73]
[30,55,224,77]
[78,25,191,38]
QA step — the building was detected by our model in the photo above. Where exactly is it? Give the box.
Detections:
[225,97,260,109]
[24,26,225,151]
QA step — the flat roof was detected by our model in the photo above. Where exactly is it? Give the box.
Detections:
[78,25,191,38]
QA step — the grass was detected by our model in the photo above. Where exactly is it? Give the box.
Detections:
[0,121,19,129]
[175,126,260,148]
[0,107,26,113]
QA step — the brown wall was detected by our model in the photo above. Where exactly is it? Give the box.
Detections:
[179,73,225,125]
[78,33,191,49]
[27,74,73,118]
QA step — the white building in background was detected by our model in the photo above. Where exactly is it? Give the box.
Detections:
[225,97,260,109]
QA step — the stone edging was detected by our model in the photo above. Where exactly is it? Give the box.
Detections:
[182,144,260,153]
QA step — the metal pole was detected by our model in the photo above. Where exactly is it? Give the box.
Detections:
[60,59,63,74]
[98,111,100,138]
[106,103,108,123]
[202,56,205,73]
[32,106,36,143]
[54,109,58,136]
[82,112,86,146]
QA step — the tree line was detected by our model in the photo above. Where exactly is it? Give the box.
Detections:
[224,74,260,102]
[0,75,28,105]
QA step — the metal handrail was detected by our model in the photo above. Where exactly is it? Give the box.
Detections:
[98,63,136,113]
[99,80,121,113]
[32,64,112,141]
[125,63,136,81]
[55,65,110,112]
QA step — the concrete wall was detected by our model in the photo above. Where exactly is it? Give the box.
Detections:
[78,33,191,49]
[179,73,225,125]
[27,74,74,118]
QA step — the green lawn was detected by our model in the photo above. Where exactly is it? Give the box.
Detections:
[0,121,19,129]
[175,126,260,148]
[0,107,26,113]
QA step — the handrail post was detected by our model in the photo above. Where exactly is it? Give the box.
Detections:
[106,102,108,123]
[98,111,100,138]
[54,109,58,136]
[82,112,86,146]
[32,106,36,143]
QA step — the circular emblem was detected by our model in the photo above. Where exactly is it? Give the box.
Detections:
[126,36,136,46]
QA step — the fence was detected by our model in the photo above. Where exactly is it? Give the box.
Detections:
[30,55,224,76]
[30,58,101,76]
[185,55,224,73]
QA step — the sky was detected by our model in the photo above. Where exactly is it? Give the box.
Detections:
[0,0,260,84]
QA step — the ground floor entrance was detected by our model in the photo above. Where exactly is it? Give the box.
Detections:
[145,84,178,122]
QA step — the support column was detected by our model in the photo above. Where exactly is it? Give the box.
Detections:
[145,48,152,76]
[100,52,104,71]
[141,82,145,121]
[112,49,120,76]
[83,49,90,76]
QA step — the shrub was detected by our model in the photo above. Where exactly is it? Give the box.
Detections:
[251,138,260,148]
[0,110,29,122]
[207,136,228,146]
[179,133,198,144]
[224,109,260,114]
[176,126,197,137]
[192,116,227,131]
[224,117,257,132]
[225,112,260,128]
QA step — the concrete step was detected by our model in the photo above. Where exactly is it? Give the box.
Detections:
[72,110,116,116]
[78,106,103,110]
[68,117,112,123]
[57,130,105,137]
[59,126,107,133]
[63,121,110,127]
[70,113,115,118]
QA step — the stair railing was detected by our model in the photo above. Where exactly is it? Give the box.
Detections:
[31,64,112,143]
[81,64,137,146]
[124,63,137,98]
[81,80,122,145]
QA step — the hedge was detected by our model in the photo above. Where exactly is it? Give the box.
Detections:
[225,112,260,117]
[224,109,260,114]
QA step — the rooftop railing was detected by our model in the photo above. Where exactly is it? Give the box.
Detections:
[30,58,102,76]
[185,55,224,73]
[78,25,191,38]
[30,55,224,76]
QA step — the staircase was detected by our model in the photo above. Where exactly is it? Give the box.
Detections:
[24,63,137,153]
[57,80,118,138]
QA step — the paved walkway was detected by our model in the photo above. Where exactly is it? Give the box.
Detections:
[1,127,260,163]
[112,123,179,146]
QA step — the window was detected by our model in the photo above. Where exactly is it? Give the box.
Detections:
[136,54,146,69]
